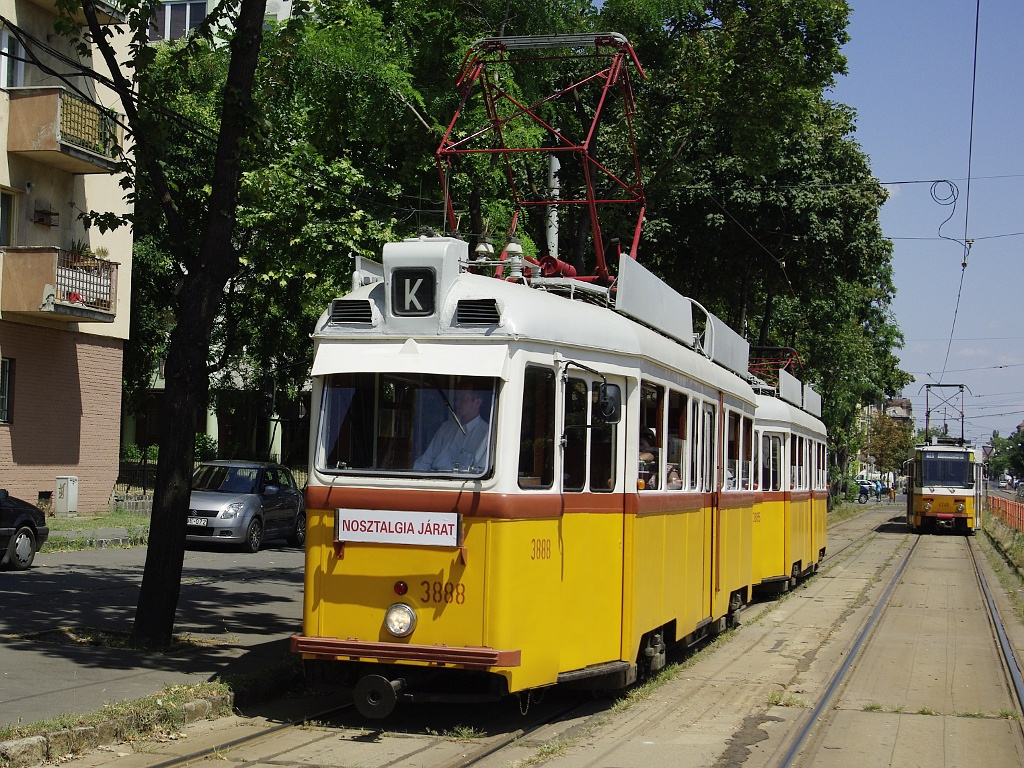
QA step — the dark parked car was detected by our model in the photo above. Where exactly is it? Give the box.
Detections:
[1,489,49,570]
[187,461,305,553]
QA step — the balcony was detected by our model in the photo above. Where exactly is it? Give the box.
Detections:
[7,88,123,174]
[1,247,118,323]
[24,0,125,25]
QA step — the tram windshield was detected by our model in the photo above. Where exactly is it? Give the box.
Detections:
[317,372,497,478]
[920,451,972,487]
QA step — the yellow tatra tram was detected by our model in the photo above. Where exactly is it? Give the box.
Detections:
[290,33,828,717]
[905,440,982,533]
[905,384,982,533]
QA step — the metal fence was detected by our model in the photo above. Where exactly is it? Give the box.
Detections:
[989,494,1024,534]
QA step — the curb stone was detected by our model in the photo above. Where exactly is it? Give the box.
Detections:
[0,693,232,768]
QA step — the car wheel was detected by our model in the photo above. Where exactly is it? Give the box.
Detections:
[244,518,263,553]
[5,526,37,571]
[288,512,306,547]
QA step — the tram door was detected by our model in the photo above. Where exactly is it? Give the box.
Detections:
[558,372,625,670]
[973,458,984,529]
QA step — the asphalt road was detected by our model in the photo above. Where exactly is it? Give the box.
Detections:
[0,542,305,729]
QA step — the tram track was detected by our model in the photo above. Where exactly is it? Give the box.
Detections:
[775,530,1024,768]
[96,690,595,768]
[155,510,895,768]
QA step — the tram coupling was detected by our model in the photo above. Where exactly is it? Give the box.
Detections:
[352,675,407,719]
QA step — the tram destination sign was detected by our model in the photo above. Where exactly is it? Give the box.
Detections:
[334,508,460,547]
[390,267,435,316]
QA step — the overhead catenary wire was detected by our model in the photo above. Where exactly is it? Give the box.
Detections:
[936,0,981,383]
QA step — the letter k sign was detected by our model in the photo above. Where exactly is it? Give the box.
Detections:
[391,268,435,316]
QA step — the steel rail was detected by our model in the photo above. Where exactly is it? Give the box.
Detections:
[777,534,921,768]
[967,536,1024,712]
[136,692,587,768]
[438,697,589,768]
[140,702,355,768]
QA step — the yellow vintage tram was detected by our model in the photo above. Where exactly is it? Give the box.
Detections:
[751,375,828,594]
[290,33,827,717]
[291,235,827,717]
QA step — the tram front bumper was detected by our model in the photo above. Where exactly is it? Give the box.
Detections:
[290,635,522,669]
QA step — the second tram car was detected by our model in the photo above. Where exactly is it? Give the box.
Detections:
[905,440,983,533]
[751,379,828,594]
[291,235,828,717]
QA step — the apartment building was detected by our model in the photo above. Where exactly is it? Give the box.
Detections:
[0,0,131,513]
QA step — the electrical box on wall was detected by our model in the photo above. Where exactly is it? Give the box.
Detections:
[55,476,78,516]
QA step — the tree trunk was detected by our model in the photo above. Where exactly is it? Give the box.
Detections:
[130,0,267,649]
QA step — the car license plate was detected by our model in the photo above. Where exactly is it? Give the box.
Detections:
[187,516,208,526]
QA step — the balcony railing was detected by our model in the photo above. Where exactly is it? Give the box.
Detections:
[1,247,118,323]
[56,250,117,312]
[7,88,123,174]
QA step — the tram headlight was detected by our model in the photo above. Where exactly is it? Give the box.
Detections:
[924,502,931,511]
[957,503,965,512]
[384,603,417,638]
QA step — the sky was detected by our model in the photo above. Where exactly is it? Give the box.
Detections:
[829,0,1024,446]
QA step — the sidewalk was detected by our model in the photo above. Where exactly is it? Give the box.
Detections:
[0,535,306,764]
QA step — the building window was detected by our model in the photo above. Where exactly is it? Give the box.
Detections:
[0,190,15,247]
[1,358,12,424]
[149,1,208,42]
[1,28,25,87]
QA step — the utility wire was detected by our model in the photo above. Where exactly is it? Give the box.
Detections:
[937,0,981,382]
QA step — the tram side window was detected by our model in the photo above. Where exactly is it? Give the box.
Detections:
[666,390,687,490]
[701,402,716,492]
[791,435,805,489]
[518,367,556,489]
[762,434,781,491]
[562,377,617,492]
[742,416,754,489]
[590,382,617,492]
[688,399,700,490]
[563,378,589,492]
[726,411,740,489]
[639,381,664,491]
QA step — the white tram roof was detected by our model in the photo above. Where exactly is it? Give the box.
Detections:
[313,236,755,403]
[754,391,827,439]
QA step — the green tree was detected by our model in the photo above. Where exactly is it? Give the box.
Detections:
[61,0,275,648]
[989,429,1024,479]
[866,413,915,482]
[596,0,910,473]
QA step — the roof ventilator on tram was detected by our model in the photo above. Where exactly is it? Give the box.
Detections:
[330,299,374,325]
[455,298,501,325]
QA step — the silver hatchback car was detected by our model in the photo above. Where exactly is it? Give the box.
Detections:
[187,461,305,552]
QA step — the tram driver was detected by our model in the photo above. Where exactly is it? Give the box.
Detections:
[414,380,490,472]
